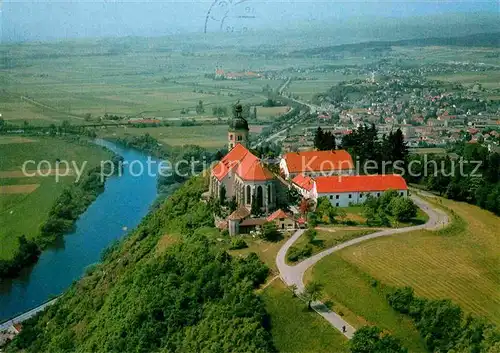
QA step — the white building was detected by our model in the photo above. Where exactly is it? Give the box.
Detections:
[292,174,408,207]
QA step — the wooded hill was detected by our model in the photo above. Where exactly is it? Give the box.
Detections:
[6,177,275,353]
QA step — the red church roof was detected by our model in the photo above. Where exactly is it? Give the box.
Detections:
[315,174,408,193]
[283,150,354,174]
[212,144,273,182]
[292,174,314,191]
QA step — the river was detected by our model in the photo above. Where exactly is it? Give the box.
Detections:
[0,139,158,322]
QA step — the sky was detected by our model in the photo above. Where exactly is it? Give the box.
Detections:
[0,0,498,43]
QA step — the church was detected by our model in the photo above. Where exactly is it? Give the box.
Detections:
[209,104,277,213]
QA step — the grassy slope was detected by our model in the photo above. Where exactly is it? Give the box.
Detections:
[261,280,349,353]
[308,196,500,351]
[309,254,428,352]
[0,137,112,259]
[228,233,350,352]
[287,228,375,263]
[336,197,500,325]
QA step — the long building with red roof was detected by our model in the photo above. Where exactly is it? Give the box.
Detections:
[280,150,355,179]
[292,174,408,207]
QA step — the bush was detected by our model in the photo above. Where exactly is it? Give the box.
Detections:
[261,222,281,242]
[351,326,408,353]
[229,238,248,250]
[287,244,313,262]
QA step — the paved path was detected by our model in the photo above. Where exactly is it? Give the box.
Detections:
[276,194,449,339]
[0,299,58,331]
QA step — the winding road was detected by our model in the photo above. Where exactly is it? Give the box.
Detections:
[275,193,449,339]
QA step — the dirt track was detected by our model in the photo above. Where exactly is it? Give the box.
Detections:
[0,184,40,194]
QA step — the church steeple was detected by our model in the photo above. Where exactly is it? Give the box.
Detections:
[228,103,249,150]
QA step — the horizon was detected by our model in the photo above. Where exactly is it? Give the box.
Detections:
[1,0,499,44]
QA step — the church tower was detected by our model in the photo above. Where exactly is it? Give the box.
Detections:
[228,103,249,150]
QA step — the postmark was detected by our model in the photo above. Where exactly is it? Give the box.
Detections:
[204,0,257,33]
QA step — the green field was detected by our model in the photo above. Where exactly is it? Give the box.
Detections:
[428,70,500,89]
[287,228,375,263]
[307,195,500,351]
[99,125,231,150]
[287,71,363,102]
[261,280,349,353]
[309,254,428,352]
[0,136,112,260]
[0,39,317,127]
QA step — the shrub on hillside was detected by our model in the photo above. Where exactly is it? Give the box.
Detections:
[287,244,313,263]
[387,286,500,353]
[229,238,248,250]
[350,326,408,353]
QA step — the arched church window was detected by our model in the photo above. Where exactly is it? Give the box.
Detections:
[246,185,251,205]
[256,186,263,208]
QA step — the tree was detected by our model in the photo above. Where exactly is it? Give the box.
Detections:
[303,281,323,309]
[287,187,301,205]
[314,127,324,150]
[316,197,337,224]
[261,222,280,242]
[314,127,336,151]
[307,212,318,227]
[305,228,317,243]
[389,197,417,222]
[350,326,408,353]
[299,198,310,215]
[195,100,205,114]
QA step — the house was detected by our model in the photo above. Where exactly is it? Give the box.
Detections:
[227,206,266,236]
[293,174,408,207]
[209,104,276,213]
[267,209,295,230]
[280,150,354,179]
[291,174,315,198]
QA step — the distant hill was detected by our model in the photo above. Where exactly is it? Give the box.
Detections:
[290,32,500,57]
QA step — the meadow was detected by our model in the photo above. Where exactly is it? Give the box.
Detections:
[261,280,349,353]
[226,232,350,352]
[0,39,325,127]
[287,72,362,102]
[0,136,112,260]
[99,125,231,150]
[287,228,375,263]
[307,195,500,351]
[428,70,500,89]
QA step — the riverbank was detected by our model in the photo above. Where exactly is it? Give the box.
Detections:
[0,136,116,279]
[2,176,277,353]
[0,139,159,322]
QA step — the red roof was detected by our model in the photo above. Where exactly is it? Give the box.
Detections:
[292,174,314,191]
[283,150,354,174]
[315,174,408,193]
[212,144,273,182]
[267,209,290,221]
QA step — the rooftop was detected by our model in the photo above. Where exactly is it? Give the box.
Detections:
[314,174,408,193]
[283,150,354,173]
